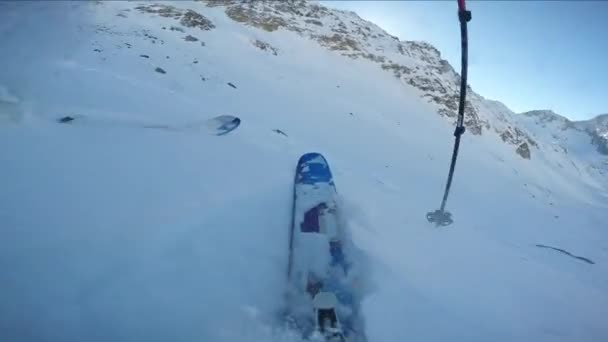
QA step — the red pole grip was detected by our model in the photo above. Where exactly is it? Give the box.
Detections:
[458,0,466,11]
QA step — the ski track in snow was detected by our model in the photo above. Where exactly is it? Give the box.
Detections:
[0,1,607,342]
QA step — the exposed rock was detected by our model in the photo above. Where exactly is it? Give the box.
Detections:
[203,0,241,8]
[181,10,215,30]
[225,5,287,32]
[253,39,278,55]
[362,53,385,63]
[136,5,215,31]
[315,34,359,51]
[135,4,182,18]
[500,130,514,143]
[381,63,412,78]
[305,19,323,26]
[516,143,531,159]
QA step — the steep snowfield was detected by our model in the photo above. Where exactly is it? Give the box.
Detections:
[1,2,607,342]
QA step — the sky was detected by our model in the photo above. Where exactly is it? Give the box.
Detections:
[322,1,608,121]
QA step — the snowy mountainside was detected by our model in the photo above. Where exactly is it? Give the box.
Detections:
[518,110,607,179]
[578,113,608,154]
[196,0,540,159]
[1,1,607,342]
[194,0,608,180]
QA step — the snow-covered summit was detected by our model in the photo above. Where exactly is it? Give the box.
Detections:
[522,110,572,127]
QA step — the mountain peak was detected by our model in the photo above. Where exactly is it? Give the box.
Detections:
[521,109,570,123]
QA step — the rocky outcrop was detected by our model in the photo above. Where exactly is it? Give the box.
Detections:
[135,4,215,31]
[516,143,531,159]
[252,39,278,55]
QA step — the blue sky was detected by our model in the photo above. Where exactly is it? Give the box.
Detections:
[322,1,607,121]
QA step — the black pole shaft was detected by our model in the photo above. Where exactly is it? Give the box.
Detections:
[457,12,469,128]
[440,133,463,211]
[439,10,469,212]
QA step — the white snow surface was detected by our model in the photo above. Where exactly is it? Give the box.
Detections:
[0,1,607,342]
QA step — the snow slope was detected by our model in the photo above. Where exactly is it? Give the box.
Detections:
[517,110,607,189]
[0,1,607,342]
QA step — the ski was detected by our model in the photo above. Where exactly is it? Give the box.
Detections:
[286,153,364,342]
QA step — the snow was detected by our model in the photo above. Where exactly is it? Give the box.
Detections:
[0,1,607,342]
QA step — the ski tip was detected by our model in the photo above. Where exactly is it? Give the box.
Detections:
[295,152,334,186]
[298,152,327,165]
